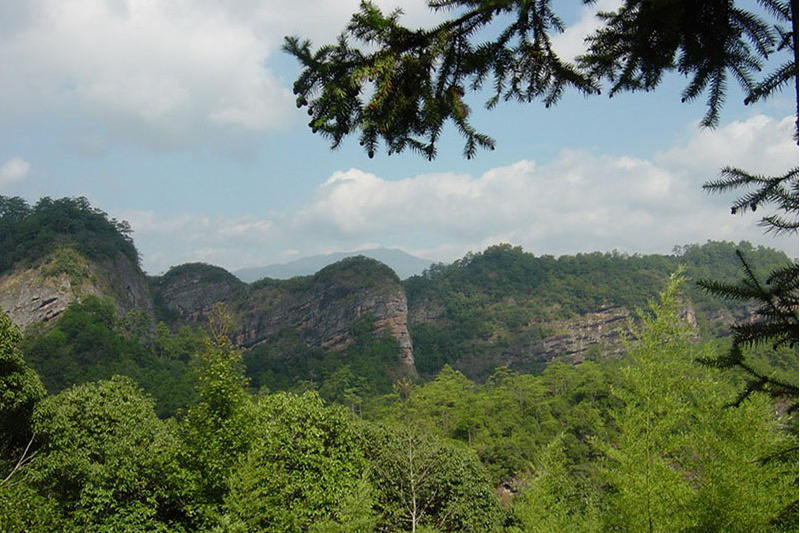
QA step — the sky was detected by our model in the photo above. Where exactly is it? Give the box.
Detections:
[1,0,797,275]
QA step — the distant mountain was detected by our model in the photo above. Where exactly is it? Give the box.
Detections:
[234,248,434,282]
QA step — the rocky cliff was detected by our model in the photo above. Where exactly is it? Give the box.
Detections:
[506,305,631,365]
[0,248,152,329]
[2,240,772,385]
[153,257,415,371]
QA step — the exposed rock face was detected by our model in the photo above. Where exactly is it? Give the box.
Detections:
[0,251,152,329]
[154,258,416,371]
[0,269,79,328]
[511,305,631,364]
[153,263,245,322]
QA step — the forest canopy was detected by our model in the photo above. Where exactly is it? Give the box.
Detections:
[0,196,140,274]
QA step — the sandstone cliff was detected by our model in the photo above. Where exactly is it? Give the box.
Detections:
[153,257,415,371]
[0,248,152,329]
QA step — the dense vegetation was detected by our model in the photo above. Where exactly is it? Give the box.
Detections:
[0,195,796,530]
[1,277,796,532]
[244,312,405,404]
[22,296,203,417]
[405,241,793,375]
[0,196,140,274]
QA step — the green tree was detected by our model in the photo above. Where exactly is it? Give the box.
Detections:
[22,296,198,416]
[0,195,139,273]
[360,422,503,533]
[0,310,56,532]
[0,310,45,459]
[509,434,602,533]
[223,391,375,533]
[599,274,702,532]
[599,273,796,532]
[180,304,256,516]
[27,376,188,532]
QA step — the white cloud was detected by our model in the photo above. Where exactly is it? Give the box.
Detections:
[0,157,31,187]
[124,113,797,274]
[1,0,294,149]
[0,0,443,152]
[123,209,283,273]
[552,0,622,61]
[656,115,797,176]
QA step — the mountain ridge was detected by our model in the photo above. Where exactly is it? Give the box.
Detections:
[234,248,434,282]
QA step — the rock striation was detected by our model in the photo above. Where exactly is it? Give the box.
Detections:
[0,250,152,329]
[511,305,631,363]
[153,257,416,371]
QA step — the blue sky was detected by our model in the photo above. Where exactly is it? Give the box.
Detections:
[0,0,797,274]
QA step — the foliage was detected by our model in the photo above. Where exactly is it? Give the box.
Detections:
[28,376,189,532]
[313,255,400,286]
[599,274,702,531]
[223,391,375,533]
[705,166,799,236]
[0,310,45,453]
[40,246,93,283]
[285,0,795,159]
[371,362,617,486]
[0,276,796,532]
[699,163,799,410]
[359,422,503,533]
[698,251,798,407]
[404,241,791,377]
[22,296,201,416]
[180,310,257,513]
[245,312,405,402]
[579,0,791,127]
[598,273,796,532]
[158,262,246,287]
[0,196,139,274]
[509,435,603,533]
[0,480,63,532]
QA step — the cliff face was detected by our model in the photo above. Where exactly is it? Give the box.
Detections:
[153,263,246,323]
[0,249,152,329]
[154,258,415,371]
[2,245,763,383]
[407,298,737,378]
[507,305,631,365]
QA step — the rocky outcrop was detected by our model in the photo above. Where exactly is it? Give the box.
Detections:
[0,250,152,329]
[152,263,245,322]
[0,269,79,328]
[509,306,630,365]
[154,257,416,371]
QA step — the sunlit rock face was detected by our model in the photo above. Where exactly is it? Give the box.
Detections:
[0,251,152,329]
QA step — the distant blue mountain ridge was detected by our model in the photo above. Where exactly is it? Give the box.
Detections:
[233,248,435,282]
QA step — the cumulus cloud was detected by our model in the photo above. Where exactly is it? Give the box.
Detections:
[125,114,797,274]
[0,0,443,152]
[0,0,291,149]
[656,115,797,176]
[0,157,31,187]
[285,115,795,259]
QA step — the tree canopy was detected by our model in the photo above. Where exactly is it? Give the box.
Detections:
[0,196,140,273]
[285,0,797,159]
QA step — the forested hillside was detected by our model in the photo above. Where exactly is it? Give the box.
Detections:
[406,242,791,376]
[0,196,138,274]
[2,195,795,411]
[1,276,796,532]
[0,195,797,531]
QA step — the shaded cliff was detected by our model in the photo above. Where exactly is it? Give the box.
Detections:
[152,256,415,372]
